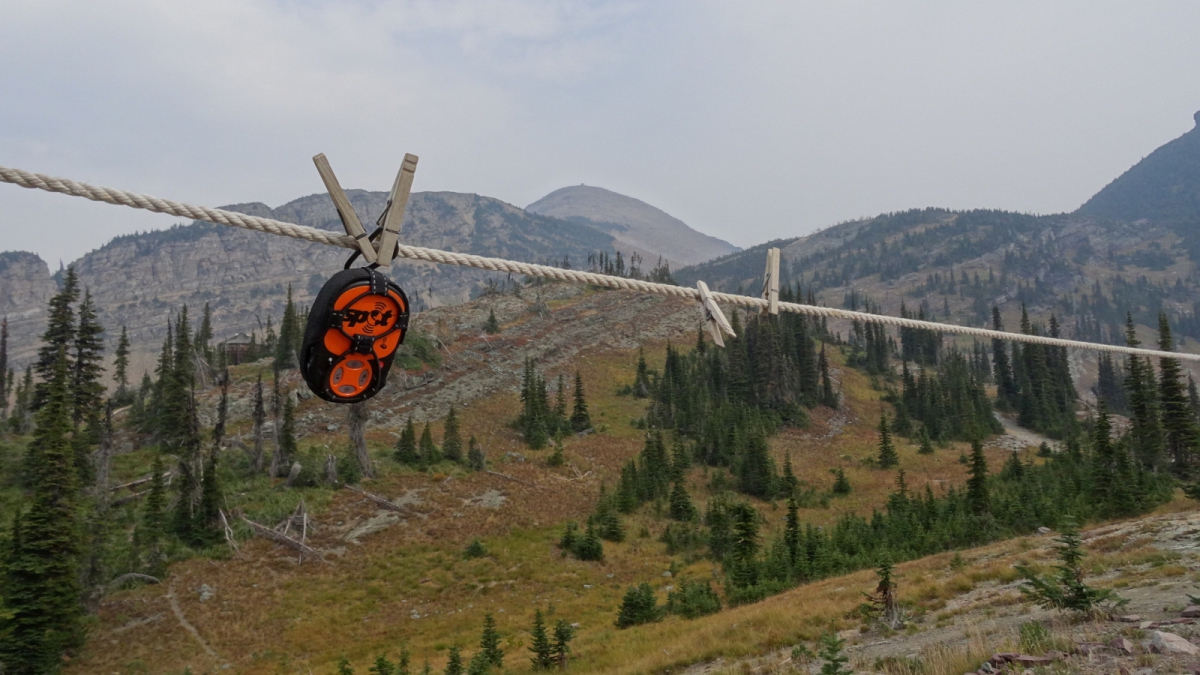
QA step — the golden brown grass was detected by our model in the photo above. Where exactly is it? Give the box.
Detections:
[73,292,1200,675]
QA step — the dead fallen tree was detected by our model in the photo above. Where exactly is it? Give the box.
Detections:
[486,470,536,488]
[342,483,407,513]
[240,514,325,563]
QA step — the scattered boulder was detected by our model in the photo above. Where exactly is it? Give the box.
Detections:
[1116,614,1143,623]
[1109,637,1135,655]
[1037,526,1052,535]
[1150,631,1199,655]
[284,461,302,487]
[1014,655,1051,666]
[198,584,215,602]
[1182,605,1200,618]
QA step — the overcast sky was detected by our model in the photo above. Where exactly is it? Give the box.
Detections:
[1,1,1198,267]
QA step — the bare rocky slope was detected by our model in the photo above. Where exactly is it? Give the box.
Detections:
[526,185,739,268]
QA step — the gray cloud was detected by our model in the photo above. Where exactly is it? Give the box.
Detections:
[1,0,1198,265]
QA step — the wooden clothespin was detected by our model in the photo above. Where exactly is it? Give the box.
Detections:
[313,153,378,265]
[697,280,736,347]
[375,153,419,267]
[313,152,419,267]
[762,247,780,315]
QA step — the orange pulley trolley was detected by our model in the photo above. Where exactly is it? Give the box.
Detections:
[299,152,418,403]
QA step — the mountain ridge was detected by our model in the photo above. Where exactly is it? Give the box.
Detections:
[526,184,739,267]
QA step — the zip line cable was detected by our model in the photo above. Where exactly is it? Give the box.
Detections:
[2,162,1198,363]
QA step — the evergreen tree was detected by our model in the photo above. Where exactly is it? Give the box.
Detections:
[552,619,575,669]
[1124,314,1163,469]
[1155,313,1198,472]
[614,583,660,628]
[736,430,776,498]
[916,427,935,455]
[443,647,463,675]
[819,344,837,408]
[442,407,463,463]
[484,308,500,335]
[419,423,440,464]
[573,521,604,561]
[1189,376,1200,425]
[113,324,131,402]
[251,374,266,474]
[817,632,852,675]
[876,414,898,468]
[196,302,214,363]
[336,655,355,675]
[467,435,485,471]
[1001,450,1024,481]
[1016,516,1125,616]
[591,486,625,542]
[276,285,300,370]
[633,348,651,398]
[141,454,168,577]
[1095,352,1128,415]
[370,655,395,675]
[865,558,901,628]
[966,439,989,516]
[570,372,592,432]
[779,453,799,497]
[33,267,79,410]
[0,352,84,672]
[395,418,419,465]
[276,394,297,476]
[478,613,504,668]
[728,501,760,589]
[552,374,568,437]
[528,610,553,670]
[831,467,851,496]
[170,391,204,544]
[784,496,800,567]
[668,480,696,521]
[0,316,7,420]
[8,366,33,434]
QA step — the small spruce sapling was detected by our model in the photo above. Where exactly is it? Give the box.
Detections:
[552,619,575,669]
[528,610,554,670]
[478,613,504,667]
[463,538,487,560]
[877,413,898,468]
[467,435,486,471]
[830,468,851,496]
[369,654,395,675]
[1015,516,1126,616]
[443,646,463,675]
[817,632,853,675]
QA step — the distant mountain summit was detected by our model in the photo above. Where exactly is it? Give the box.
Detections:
[1077,111,1200,225]
[526,185,739,267]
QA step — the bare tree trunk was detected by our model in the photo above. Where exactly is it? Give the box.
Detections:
[323,454,338,486]
[252,419,264,474]
[269,369,283,478]
[349,401,374,479]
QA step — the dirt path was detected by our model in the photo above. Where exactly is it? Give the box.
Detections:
[166,579,220,661]
[990,412,1057,452]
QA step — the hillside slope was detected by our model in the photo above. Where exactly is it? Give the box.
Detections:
[0,191,616,369]
[64,282,1046,675]
[1078,111,1200,225]
[527,185,739,268]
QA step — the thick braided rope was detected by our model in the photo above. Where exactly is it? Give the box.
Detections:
[3,163,1198,362]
